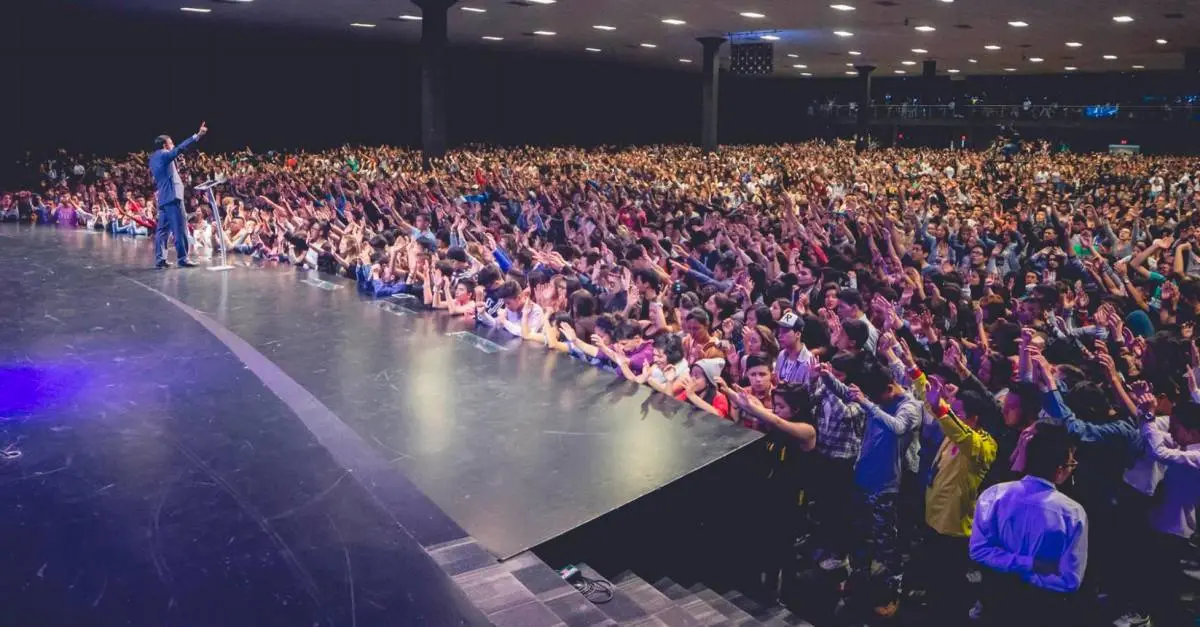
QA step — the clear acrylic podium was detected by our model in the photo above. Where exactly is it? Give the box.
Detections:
[195,176,234,272]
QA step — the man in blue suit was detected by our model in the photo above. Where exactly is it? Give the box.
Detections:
[150,121,207,268]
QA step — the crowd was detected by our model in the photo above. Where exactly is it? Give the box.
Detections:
[4,137,1200,626]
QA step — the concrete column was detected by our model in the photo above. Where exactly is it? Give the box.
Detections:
[697,37,727,152]
[413,0,458,166]
[854,65,876,152]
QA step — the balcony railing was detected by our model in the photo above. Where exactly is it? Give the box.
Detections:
[810,103,1198,123]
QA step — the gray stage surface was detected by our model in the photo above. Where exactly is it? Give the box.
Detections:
[2,225,762,560]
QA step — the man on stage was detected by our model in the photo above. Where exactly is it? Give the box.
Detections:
[150,121,207,268]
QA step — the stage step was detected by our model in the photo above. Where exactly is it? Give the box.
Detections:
[687,583,760,626]
[577,563,656,624]
[721,590,815,627]
[500,552,616,627]
[611,571,702,627]
[650,577,730,626]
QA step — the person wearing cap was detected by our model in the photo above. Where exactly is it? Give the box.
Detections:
[675,357,730,419]
[775,310,817,385]
[149,121,207,268]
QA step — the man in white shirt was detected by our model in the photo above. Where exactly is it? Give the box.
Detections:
[969,421,1087,626]
[485,279,544,338]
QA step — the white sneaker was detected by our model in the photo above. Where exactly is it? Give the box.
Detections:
[968,600,984,621]
[965,570,983,584]
[819,556,849,571]
[1113,613,1152,627]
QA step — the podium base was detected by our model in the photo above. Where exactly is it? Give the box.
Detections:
[207,265,235,272]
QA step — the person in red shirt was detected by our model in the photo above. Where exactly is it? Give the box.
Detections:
[675,357,730,419]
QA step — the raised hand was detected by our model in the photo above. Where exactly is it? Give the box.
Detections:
[198,121,208,137]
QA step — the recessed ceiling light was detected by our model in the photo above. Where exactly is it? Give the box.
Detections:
[1132,64,1145,69]
[938,0,953,3]
[482,35,504,41]
[180,7,212,13]
[845,62,855,67]
[585,47,601,52]
[1004,67,1017,72]
[912,48,928,54]
[1103,54,1118,60]
[984,44,1001,50]
[1008,21,1029,27]
[397,14,421,20]
[834,30,854,37]
[593,25,616,31]
[761,35,780,40]
[947,68,961,73]
[1066,42,1083,47]
[461,6,486,13]
[800,72,813,76]
[914,25,936,32]
[662,18,687,25]
[526,0,556,4]
[1156,38,1168,45]
[533,30,556,36]
[1064,66,1077,71]
[679,58,693,63]
[894,70,907,74]
[740,12,766,19]
[787,53,800,58]
[848,50,862,56]
[1112,15,1134,23]
[901,60,916,65]
[830,4,856,11]
[795,64,809,68]
[845,70,858,75]
[968,58,978,63]
[1029,57,1044,63]
[640,42,658,48]
[349,22,375,27]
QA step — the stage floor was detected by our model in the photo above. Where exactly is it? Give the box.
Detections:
[0,225,759,621]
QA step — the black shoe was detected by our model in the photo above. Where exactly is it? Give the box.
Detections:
[155,261,169,269]
[178,260,199,268]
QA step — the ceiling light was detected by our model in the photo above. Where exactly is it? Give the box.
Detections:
[846,62,855,67]
[830,4,856,11]
[1066,41,1082,47]
[679,58,693,63]
[461,6,486,13]
[397,14,421,20]
[533,30,556,36]
[1132,64,1145,69]
[740,12,766,19]
[939,0,954,3]
[787,53,800,58]
[901,60,916,65]
[761,35,780,40]
[834,30,854,37]
[848,50,862,56]
[795,64,809,68]
[911,48,928,54]
[914,25,936,32]
[349,22,375,27]
[845,70,858,75]
[585,47,601,52]
[894,70,907,74]
[801,72,813,76]
[482,35,504,41]
[1156,38,1168,45]
[1008,21,1029,27]
[661,18,687,25]
[180,7,212,12]
[1029,57,1044,62]
[1112,15,1134,23]
[947,68,961,73]
[1103,54,1117,60]
[984,44,1001,50]
[1004,67,1017,72]
[592,25,616,31]
[640,42,658,48]
[1064,66,1077,71]
[526,0,556,4]
[968,58,978,63]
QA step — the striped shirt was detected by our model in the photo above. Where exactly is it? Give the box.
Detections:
[776,345,817,384]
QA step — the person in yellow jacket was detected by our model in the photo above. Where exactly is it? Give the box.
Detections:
[923,377,998,623]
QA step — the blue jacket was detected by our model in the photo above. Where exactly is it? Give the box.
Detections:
[150,134,200,206]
